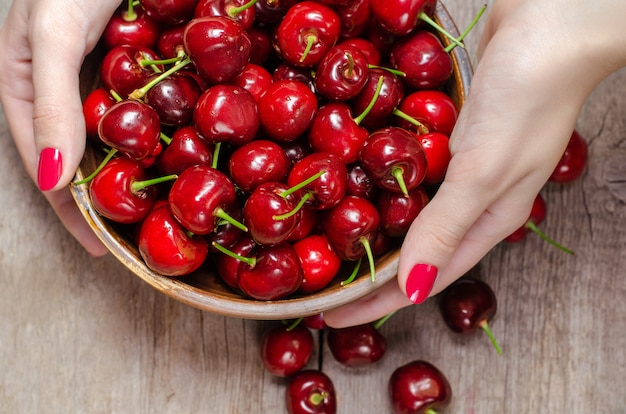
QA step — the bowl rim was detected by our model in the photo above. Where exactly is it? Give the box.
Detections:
[70,0,473,320]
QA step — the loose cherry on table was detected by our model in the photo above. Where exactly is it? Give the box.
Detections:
[388,360,452,414]
[359,126,428,197]
[286,370,337,414]
[276,0,341,67]
[261,323,314,377]
[326,322,387,367]
[549,129,588,183]
[138,203,210,276]
[438,277,502,355]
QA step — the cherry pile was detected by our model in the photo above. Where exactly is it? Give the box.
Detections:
[79,0,483,301]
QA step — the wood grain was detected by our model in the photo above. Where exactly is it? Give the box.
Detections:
[1,1,625,413]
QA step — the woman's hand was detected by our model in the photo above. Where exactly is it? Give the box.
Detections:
[324,0,626,327]
[0,0,121,256]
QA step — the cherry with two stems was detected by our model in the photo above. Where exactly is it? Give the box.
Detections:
[261,323,314,377]
[286,370,337,414]
[389,360,452,414]
[438,277,502,355]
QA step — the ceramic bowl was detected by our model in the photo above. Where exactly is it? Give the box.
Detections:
[71,1,472,320]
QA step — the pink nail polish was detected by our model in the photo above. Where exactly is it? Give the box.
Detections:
[37,147,62,191]
[405,263,438,304]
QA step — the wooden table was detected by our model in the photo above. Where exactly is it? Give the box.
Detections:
[1,1,625,412]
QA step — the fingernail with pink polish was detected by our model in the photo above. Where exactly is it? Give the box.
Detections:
[405,263,438,304]
[37,147,62,191]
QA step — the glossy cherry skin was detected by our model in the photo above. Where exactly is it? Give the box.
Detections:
[286,207,318,242]
[207,200,244,252]
[395,90,459,136]
[349,68,404,130]
[193,84,260,145]
[370,0,436,36]
[314,44,369,101]
[257,79,318,142]
[102,5,161,50]
[308,102,368,164]
[335,0,371,39]
[237,242,304,300]
[377,187,429,238]
[346,163,379,200]
[82,87,116,139]
[321,195,380,261]
[389,360,452,414]
[419,132,451,185]
[99,44,163,98]
[243,182,299,245]
[287,152,347,210]
[156,126,214,176]
[184,16,251,84]
[98,99,161,160]
[276,1,342,67]
[359,127,427,194]
[215,234,256,289]
[168,165,238,235]
[438,278,497,334]
[327,323,387,367]
[194,0,257,30]
[293,234,342,293]
[286,370,337,414]
[228,139,291,192]
[261,324,314,377]
[139,0,197,25]
[338,37,381,66]
[302,313,327,330]
[549,130,588,183]
[138,204,210,277]
[144,72,202,127]
[231,63,274,101]
[272,63,317,94]
[505,193,546,242]
[89,156,159,224]
[390,30,453,89]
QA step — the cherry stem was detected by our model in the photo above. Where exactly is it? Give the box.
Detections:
[367,64,406,78]
[525,221,575,255]
[160,132,172,145]
[213,206,249,232]
[344,52,355,78]
[285,317,303,331]
[354,75,384,125]
[419,12,465,49]
[341,258,362,286]
[424,409,439,414]
[373,310,396,329]
[212,142,222,169]
[110,89,123,102]
[227,0,258,17]
[299,33,317,63]
[128,57,191,100]
[124,0,137,21]
[279,170,326,198]
[392,107,429,134]
[445,4,487,53]
[211,241,256,267]
[309,391,328,406]
[273,192,313,221]
[360,235,376,282]
[391,166,409,197]
[479,320,503,355]
[131,174,178,193]
[140,56,187,67]
[73,148,118,185]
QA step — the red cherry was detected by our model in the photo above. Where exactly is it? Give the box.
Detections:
[338,37,382,66]
[395,90,459,136]
[377,187,429,238]
[228,139,291,192]
[349,68,404,130]
[99,44,163,98]
[327,323,387,367]
[419,132,452,185]
[237,242,304,300]
[193,84,260,145]
[144,72,202,127]
[293,234,342,293]
[286,370,337,414]
[334,0,371,39]
[194,0,257,30]
[157,23,186,58]
[257,79,318,142]
[346,163,379,200]
[276,1,341,67]
[370,0,436,36]
[286,152,348,210]
[302,313,327,330]
[389,360,452,414]
[286,207,319,242]
[231,63,274,101]
[549,130,588,183]
[247,25,274,66]
[261,324,314,377]
[156,126,214,176]
[215,234,256,289]
[504,193,547,243]
[138,204,209,276]
[139,0,197,25]
[82,87,116,139]
[314,44,369,102]
[98,99,161,160]
[102,4,161,50]
[183,16,251,84]
[254,0,299,24]
[438,277,502,354]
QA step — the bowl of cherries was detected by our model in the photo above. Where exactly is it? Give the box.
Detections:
[72,0,476,320]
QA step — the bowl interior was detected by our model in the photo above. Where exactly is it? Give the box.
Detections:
[72,1,472,320]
